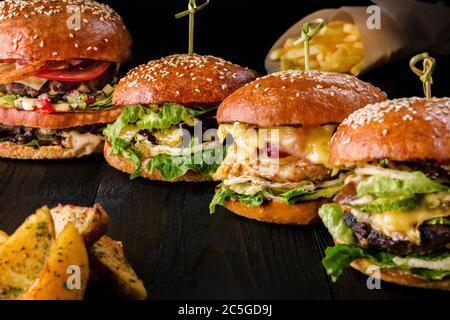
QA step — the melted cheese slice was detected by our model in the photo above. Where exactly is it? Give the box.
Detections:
[15,76,48,91]
[351,194,450,244]
[218,122,335,166]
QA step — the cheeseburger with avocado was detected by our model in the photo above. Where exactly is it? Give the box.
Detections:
[210,70,387,224]
[0,0,132,159]
[103,54,258,181]
[319,97,450,290]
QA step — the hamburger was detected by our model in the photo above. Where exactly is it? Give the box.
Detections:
[103,54,258,181]
[319,97,450,290]
[0,0,132,159]
[210,70,387,224]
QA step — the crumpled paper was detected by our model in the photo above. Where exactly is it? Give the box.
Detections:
[265,0,450,75]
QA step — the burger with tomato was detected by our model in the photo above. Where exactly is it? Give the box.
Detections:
[209,70,387,224]
[0,0,132,159]
[319,97,450,290]
[103,54,258,181]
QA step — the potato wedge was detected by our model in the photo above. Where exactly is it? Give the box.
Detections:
[0,207,54,299]
[50,204,109,246]
[0,230,8,245]
[90,236,147,300]
[19,223,89,300]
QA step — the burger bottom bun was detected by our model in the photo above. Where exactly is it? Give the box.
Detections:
[0,106,124,129]
[223,197,330,225]
[0,143,102,160]
[103,141,211,182]
[351,258,450,291]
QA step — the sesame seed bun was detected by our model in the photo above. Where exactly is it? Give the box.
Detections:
[329,97,450,166]
[222,196,330,225]
[103,141,211,182]
[350,258,450,291]
[0,0,132,63]
[0,106,123,129]
[217,70,387,126]
[113,54,259,106]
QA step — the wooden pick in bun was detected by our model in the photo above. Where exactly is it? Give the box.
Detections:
[210,69,387,224]
[0,0,132,159]
[103,54,258,181]
[320,97,450,290]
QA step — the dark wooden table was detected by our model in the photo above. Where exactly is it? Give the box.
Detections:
[1,0,450,300]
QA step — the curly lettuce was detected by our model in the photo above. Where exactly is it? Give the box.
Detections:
[322,244,450,282]
[209,185,265,213]
[104,104,220,180]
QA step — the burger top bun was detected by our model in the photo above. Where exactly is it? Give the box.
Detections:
[0,0,132,63]
[217,70,387,127]
[330,97,450,165]
[113,54,259,107]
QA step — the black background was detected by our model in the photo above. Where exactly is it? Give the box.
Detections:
[0,0,449,300]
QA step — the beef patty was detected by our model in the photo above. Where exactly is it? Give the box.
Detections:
[0,124,105,146]
[0,63,118,98]
[343,212,450,255]
[335,170,450,255]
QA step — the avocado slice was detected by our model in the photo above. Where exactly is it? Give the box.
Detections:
[351,194,420,213]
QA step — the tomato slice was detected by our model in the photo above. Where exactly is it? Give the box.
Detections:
[33,99,55,113]
[35,61,110,82]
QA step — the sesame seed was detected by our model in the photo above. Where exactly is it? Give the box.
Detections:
[74,43,79,48]
[69,33,74,38]
[52,51,58,56]
[382,129,388,136]
[39,40,44,47]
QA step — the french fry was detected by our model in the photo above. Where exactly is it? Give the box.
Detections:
[270,20,364,75]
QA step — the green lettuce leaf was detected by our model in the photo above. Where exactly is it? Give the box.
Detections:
[146,146,225,181]
[280,184,343,204]
[322,244,368,282]
[24,139,40,148]
[104,105,145,141]
[411,269,450,280]
[322,244,450,282]
[104,104,216,141]
[357,171,447,198]
[318,204,355,244]
[109,138,143,179]
[0,94,19,106]
[209,185,264,214]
